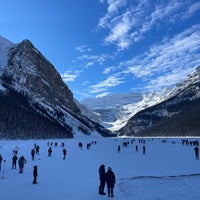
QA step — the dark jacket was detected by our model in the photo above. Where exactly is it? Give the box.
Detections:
[99,165,106,181]
[18,156,26,168]
[105,169,116,188]
[12,155,18,162]
[33,166,38,178]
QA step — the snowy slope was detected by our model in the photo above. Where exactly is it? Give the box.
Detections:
[0,35,13,69]
[109,88,173,131]
[0,137,200,200]
[81,89,173,131]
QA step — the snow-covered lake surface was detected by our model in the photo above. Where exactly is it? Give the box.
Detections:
[0,137,200,200]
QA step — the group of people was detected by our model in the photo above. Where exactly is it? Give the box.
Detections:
[99,164,116,198]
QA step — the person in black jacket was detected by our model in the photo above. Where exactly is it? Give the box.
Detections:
[63,148,67,159]
[99,164,106,195]
[105,167,116,197]
[12,154,18,169]
[33,165,38,184]
[194,146,199,160]
[0,154,2,171]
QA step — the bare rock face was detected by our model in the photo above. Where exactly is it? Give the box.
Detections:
[6,39,80,114]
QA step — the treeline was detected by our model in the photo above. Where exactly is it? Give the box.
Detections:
[0,90,73,139]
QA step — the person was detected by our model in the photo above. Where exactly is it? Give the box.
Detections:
[18,156,26,173]
[135,145,138,152]
[194,146,199,160]
[105,167,116,198]
[63,148,67,159]
[36,145,40,155]
[99,164,106,195]
[48,147,52,157]
[0,154,2,171]
[117,145,120,153]
[33,165,38,184]
[12,154,18,169]
[143,145,146,155]
[31,148,35,160]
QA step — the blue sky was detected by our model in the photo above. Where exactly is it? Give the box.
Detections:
[0,0,200,100]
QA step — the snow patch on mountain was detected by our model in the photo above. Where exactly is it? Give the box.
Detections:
[108,88,174,131]
[0,35,14,69]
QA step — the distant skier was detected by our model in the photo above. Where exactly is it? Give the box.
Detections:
[33,165,38,184]
[12,154,18,169]
[105,167,116,197]
[18,156,26,173]
[99,164,106,195]
[0,154,3,171]
[63,148,67,159]
[194,146,199,160]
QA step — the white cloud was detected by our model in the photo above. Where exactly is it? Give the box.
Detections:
[181,1,200,20]
[77,53,113,66]
[103,66,116,74]
[98,0,127,28]
[146,67,194,91]
[122,25,200,90]
[89,75,125,93]
[104,10,132,50]
[107,0,127,13]
[96,92,111,98]
[61,70,82,82]
[76,45,92,53]
[98,0,200,50]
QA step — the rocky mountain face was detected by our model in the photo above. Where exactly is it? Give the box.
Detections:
[117,66,200,137]
[0,36,111,139]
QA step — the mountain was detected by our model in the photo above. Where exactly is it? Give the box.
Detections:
[0,35,111,139]
[80,93,143,129]
[80,90,178,131]
[117,65,200,137]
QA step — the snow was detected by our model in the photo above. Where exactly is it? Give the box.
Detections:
[0,83,6,92]
[0,35,13,69]
[0,137,200,200]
